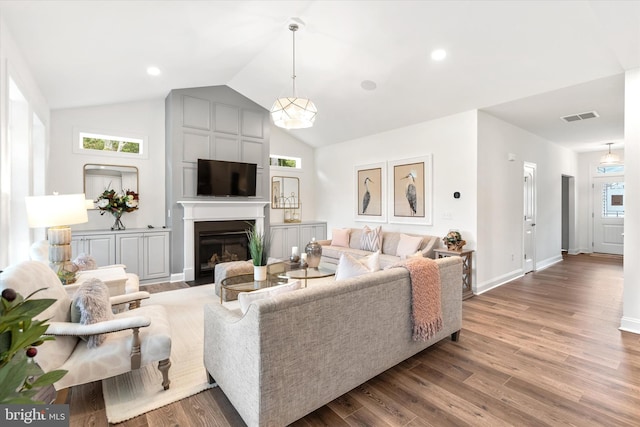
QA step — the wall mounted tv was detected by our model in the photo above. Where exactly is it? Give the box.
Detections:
[197,158,257,197]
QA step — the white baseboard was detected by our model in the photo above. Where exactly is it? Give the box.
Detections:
[535,254,563,271]
[476,269,524,295]
[619,317,640,335]
[171,272,185,283]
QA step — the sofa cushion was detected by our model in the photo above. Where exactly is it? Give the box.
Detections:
[360,225,382,252]
[238,280,301,314]
[396,234,423,258]
[331,228,351,248]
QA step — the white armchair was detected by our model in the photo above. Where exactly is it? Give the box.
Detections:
[0,260,172,403]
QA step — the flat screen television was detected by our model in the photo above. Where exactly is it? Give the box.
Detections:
[197,158,257,197]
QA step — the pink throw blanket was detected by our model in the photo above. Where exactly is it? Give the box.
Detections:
[397,257,443,341]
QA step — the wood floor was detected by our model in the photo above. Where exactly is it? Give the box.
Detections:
[67,253,640,426]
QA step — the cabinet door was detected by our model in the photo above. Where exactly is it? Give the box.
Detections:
[87,235,116,266]
[143,232,170,279]
[270,227,286,259]
[300,223,327,249]
[116,234,143,277]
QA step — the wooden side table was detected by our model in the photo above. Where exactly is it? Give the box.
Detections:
[433,249,474,300]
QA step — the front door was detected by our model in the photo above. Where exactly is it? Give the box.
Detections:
[523,163,536,274]
[593,178,624,255]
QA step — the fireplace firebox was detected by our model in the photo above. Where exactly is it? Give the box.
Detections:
[194,220,254,282]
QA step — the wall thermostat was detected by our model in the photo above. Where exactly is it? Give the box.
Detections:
[453,192,461,199]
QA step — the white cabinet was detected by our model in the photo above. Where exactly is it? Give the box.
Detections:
[116,231,170,281]
[72,229,170,282]
[269,222,327,259]
[71,234,115,266]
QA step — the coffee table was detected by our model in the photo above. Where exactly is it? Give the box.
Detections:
[220,262,336,303]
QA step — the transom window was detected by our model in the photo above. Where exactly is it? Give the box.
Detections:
[73,129,147,158]
[270,155,301,168]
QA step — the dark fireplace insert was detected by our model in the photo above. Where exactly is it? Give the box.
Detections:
[193,220,254,283]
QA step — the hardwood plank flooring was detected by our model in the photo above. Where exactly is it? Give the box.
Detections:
[66,253,640,426]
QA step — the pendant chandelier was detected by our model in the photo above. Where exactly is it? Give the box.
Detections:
[600,142,621,165]
[270,23,317,129]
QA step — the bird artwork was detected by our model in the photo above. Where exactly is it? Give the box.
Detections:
[362,177,372,214]
[403,171,417,215]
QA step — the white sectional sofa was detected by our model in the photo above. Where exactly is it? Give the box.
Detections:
[203,256,462,426]
[319,227,440,268]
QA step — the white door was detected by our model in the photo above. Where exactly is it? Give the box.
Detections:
[593,178,624,255]
[523,163,537,274]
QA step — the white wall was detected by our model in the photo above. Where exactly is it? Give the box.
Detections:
[269,126,317,223]
[621,68,640,334]
[50,99,166,231]
[0,13,51,267]
[477,111,578,293]
[315,110,478,255]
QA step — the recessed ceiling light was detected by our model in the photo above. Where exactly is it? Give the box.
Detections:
[431,49,447,61]
[361,80,377,91]
[147,66,161,76]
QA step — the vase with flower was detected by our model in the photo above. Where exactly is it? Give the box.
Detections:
[95,189,139,230]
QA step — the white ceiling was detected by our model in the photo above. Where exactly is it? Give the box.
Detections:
[1,1,638,151]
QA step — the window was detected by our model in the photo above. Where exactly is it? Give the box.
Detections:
[596,165,624,174]
[270,155,301,168]
[73,129,147,158]
[601,182,624,218]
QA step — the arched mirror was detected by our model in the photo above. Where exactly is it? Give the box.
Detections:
[271,176,299,209]
[84,164,138,209]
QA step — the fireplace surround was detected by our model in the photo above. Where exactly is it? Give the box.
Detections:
[178,200,269,282]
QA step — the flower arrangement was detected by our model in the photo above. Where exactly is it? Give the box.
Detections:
[95,189,139,230]
[443,230,466,251]
[0,288,67,403]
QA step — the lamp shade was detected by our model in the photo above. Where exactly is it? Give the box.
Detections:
[270,97,318,129]
[25,193,89,228]
[600,143,621,165]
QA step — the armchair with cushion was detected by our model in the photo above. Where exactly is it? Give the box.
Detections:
[0,260,172,403]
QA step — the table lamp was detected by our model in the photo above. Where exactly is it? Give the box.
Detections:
[25,193,88,283]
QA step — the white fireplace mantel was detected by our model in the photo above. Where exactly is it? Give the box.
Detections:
[178,200,269,281]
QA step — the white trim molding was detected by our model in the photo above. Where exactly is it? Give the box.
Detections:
[177,200,269,281]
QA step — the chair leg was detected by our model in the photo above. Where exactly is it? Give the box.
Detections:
[158,358,171,390]
[53,388,69,404]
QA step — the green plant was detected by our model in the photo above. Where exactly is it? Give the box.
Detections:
[0,288,67,404]
[246,223,270,266]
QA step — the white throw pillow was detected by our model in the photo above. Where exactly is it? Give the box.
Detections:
[360,250,381,272]
[335,253,374,280]
[331,228,351,248]
[237,280,301,315]
[396,234,423,258]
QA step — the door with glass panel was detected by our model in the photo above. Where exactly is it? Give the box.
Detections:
[593,178,624,255]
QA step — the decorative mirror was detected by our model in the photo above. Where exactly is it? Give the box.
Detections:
[271,176,299,209]
[272,176,301,223]
[84,164,139,208]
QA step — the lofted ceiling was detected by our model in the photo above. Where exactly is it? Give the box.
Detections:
[0,0,638,151]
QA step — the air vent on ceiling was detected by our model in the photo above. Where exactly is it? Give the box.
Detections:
[561,111,599,123]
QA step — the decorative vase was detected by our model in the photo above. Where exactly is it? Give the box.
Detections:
[111,212,126,231]
[305,238,322,268]
[254,265,267,281]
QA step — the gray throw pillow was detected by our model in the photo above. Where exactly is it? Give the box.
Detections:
[71,278,114,348]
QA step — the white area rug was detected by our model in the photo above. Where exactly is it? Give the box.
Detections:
[102,284,218,424]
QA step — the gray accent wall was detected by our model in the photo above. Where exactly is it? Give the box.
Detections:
[165,85,270,276]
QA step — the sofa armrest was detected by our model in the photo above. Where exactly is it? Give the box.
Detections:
[420,235,439,259]
[317,239,332,246]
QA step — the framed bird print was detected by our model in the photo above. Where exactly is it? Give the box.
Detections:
[388,155,433,225]
[355,162,386,222]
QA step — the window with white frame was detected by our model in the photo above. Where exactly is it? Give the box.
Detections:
[74,130,146,158]
[270,155,301,168]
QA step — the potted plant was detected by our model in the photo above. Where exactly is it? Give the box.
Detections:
[246,223,270,281]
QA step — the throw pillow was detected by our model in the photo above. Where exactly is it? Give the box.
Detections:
[71,278,114,348]
[396,234,423,259]
[359,250,381,272]
[360,225,382,252]
[238,280,301,315]
[335,253,374,280]
[331,228,351,248]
